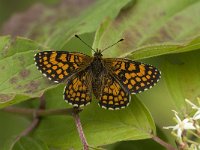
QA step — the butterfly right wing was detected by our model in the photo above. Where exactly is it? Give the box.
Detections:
[34,51,92,83]
[103,58,161,94]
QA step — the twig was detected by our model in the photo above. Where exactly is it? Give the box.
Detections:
[13,95,46,145]
[72,108,89,150]
[152,135,177,150]
[15,117,40,141]
[3,107,81,117]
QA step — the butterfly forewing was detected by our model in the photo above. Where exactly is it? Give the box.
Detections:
[104,58,161,94]
[99,73,130,110]
[64,68,92,107]
[34,51,92,83]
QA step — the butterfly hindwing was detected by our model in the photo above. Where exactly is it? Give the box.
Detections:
[64,68,92,107]
[104,58,161,94]
[34,51,92,83]
[99,73,130,110]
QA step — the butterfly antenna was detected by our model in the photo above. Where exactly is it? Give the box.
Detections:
[75,35,96,52]
[101,38,124,52]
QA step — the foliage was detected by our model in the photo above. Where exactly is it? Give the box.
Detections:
[0,0,200,149]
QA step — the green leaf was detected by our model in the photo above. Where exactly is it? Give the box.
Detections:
[0,36,57,108]
[12,137,49,150]
[125,36,200,60]
[93,0,200,58]
[45,0,132,49]
[0,111,30,149]
[32,86,155,149]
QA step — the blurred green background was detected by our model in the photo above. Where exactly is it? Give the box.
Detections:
[0,0,200,149]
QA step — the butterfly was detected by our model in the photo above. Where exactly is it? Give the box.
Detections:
[34,35,161,110]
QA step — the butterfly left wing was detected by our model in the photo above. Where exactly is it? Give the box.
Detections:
[64,68,93,107]
[34,51,92,83]
[103,58,161,94]
[98,73,130,110]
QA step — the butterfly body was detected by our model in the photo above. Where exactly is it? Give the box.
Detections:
[90,50,105,99]
[35,50,161,110]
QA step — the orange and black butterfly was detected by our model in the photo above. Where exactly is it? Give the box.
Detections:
[34,35,161,110]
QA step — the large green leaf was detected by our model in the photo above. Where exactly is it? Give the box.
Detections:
[33,86,155,149]
[0,36,57,108]
[93,0,200,58]
[45,0,132,49]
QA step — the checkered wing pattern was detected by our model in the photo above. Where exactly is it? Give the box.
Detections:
[104,58,161,94]
[34,51,92,83]
[99,74,130,110]
[64,68,92,107]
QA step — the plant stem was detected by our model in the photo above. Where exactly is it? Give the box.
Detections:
[72,108,89,150]
[15,117,40,141]
[14,95,46,143]
[3,107,81,117]
[152,135,177,150]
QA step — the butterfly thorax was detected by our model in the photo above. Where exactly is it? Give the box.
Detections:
[91,50,104,99]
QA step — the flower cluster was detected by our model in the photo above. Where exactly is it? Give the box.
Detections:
[164,98,200,150]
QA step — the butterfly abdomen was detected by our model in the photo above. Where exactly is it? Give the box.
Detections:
[90,56,105,99]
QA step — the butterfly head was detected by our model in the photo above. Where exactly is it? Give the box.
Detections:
[94,49,103,58]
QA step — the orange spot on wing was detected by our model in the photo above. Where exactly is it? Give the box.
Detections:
[139,64,145,71]
[115,70,120,75]
[125,73,131,79]
[73,63,78,69]
[146,75,151,79]
[103,95,107,99]
[110,85,115,89]
[135,77,141,82]
[62,64,69,70]
[81,93,86,98]
[50,53,57,58]
[47,70,52,74]
[52,60,59,65]
[130,79,136,85]
[137,72,143,77]
[43,61,48,65]
[59,74,64,79]
[70,55,74,62]
[118,95,122,101]
[109,101,113,104]
[120,101,124,104]
[43,57,47,61]
[120,91,125,96]
[140,82,145,87]
[121,62,125,70]
[131,73,136,77]
[128,84,133,89]
[56,69,62,74]
[123,80,128,84]
[109,96,113,100]
[142,77,147,81]
[58,62,64,67]
[128,63,136,71]
[104,87,108,92]
[59,54,67,62]
[52,66,58,70]
[64,71,68,76]
[148,71,152,75]
[114,97,118,102]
